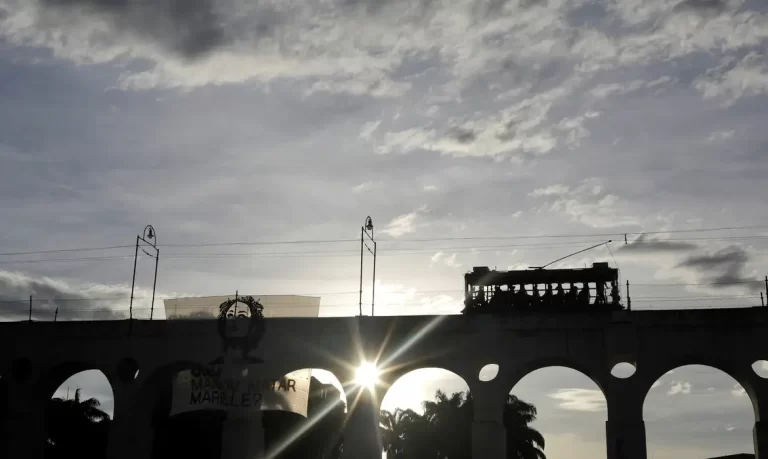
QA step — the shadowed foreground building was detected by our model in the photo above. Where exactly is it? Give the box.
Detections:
[2,308,768,459]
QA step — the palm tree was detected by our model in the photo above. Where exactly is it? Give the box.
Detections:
[380,390,545,459]
[504,395,546,459]
[46,388,110,459]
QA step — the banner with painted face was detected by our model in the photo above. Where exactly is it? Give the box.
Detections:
[170,366,311,418]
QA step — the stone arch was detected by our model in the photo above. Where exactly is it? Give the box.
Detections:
[642,363,756,458]
[263,367,347,459]
[509,364,608,459]
[380,367,472,459]
[642,356,759,421]
[38,361,115,402]
[44,367,115,459]
[507,357,607,394]
[380,366,471,413]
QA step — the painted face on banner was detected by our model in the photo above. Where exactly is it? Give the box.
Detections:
[224,301,251,338]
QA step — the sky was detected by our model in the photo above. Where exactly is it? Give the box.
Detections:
[3,0,768,456]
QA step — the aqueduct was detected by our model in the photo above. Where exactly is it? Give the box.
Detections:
[1,308,767,458]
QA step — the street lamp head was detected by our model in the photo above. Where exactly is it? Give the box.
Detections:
[365,216,374,231]
[147,227,155,239]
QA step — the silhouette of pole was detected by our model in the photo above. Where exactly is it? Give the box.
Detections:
[129,235,139,320]
[372,238,377,317]
[130,225,158,320]
[359,216,376,316]
[359,227,364,316]
[150,247,159,320]
[765,276,768,307]
[761,292,765,308]
[626,280,631,311]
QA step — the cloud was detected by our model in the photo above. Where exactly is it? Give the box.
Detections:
[0,270,148,321]
[651,380,662,389]
[548,388,606,412]
[618,234,698,254]
[707,130,735,142]
[529,179,640,228]
[381,206,426,237]
[589,76,676,99]
[352,181,378,193]
[359,121,381,141]
[39,0,228,60]
[731,384,746,397]
[423,185,438,192]
[528,184,570,197]
[677,246,760,290]
[430,251,462,268]
[694,53,768,106]
[668,381,693,395]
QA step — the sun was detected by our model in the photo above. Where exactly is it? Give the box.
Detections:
[354,361,380,388]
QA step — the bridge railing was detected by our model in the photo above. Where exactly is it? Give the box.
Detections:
[0,296,765,322]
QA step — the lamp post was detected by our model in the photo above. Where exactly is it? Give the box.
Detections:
[129,225,160,320]
[359,216,377,316]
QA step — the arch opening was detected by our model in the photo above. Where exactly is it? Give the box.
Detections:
[610,362,636,379]
[752,360,768,379]
[262,368,347,459]
[479,363,499,382]
[643,364,755,458]
[46,369,113,459]
[380,368,471,459]
[510,366,606,459]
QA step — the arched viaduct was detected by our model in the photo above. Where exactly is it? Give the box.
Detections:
[1,308,768,459]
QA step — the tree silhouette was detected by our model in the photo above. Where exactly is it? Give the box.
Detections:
[380,390,545,459]
[46,388,111,459]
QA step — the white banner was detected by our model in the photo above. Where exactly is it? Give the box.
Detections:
[164,295,321,319]
[170,367,311,418]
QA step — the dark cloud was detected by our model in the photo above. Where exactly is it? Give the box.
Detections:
[672,0,727,17]
[450,127,477,144]
[618,234,698,253]
[677,246,760,290]
[0,271,129,321]
[40,0,228,59]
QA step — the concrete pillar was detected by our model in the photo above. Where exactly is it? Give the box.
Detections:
[5,382,46,459]
[472,385,506,459]
[107,381,154,459]
[605,381,647,459]
[754,420,768,459]
[106,413,154,459]
[341,387,380,459]
[606,419,647,459]
[221,414,265,459]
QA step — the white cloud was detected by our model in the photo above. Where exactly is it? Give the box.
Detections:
[352,181,378,193]
[530,179,640,228]
[548,388,607,412]
[651,380,662,389]
[707,130,735,142]
[381,206,427,237]
[529,184,570,197]
[668,381,693,395]
[423,185,438,192]
[694,53,768,106]
[731,384,746,397]
[359,121,382,141]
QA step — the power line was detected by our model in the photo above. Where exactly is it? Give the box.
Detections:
[0,245,133,257]
[6,237,768,266]
[3,224,767,257]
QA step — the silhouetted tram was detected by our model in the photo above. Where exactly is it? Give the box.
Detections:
[462,262,623,314]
